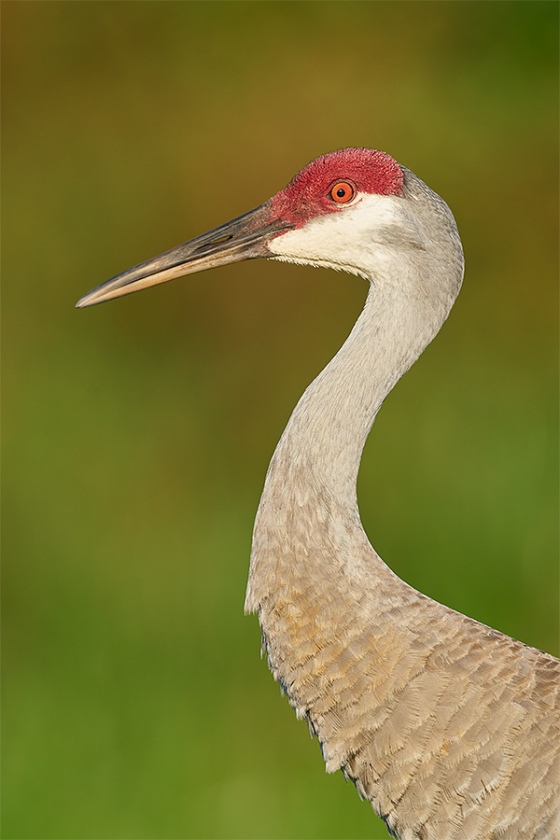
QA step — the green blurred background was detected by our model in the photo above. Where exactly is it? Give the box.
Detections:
[3,2,558,838]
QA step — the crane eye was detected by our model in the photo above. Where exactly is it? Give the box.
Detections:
[329,181,355,204]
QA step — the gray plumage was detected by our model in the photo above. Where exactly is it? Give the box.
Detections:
[77,150,560,839]
[247,168,559,839]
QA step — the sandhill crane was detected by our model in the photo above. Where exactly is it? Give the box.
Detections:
[77,149,559,839]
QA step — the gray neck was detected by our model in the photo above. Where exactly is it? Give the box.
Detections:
[265,278,454,511]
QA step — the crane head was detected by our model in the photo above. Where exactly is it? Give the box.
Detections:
[76,148,447,308]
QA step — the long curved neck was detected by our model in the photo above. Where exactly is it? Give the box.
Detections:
[245,273,457,613]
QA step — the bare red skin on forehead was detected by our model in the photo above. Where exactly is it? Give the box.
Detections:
[269,148,403,228]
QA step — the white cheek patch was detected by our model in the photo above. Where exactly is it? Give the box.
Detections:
[267,193,409,272]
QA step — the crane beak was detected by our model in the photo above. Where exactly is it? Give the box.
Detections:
[76,201,291,308]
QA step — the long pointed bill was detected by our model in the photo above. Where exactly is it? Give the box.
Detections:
[76,201,291,308]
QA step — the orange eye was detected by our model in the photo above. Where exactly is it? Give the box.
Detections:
[329,181,355,203]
